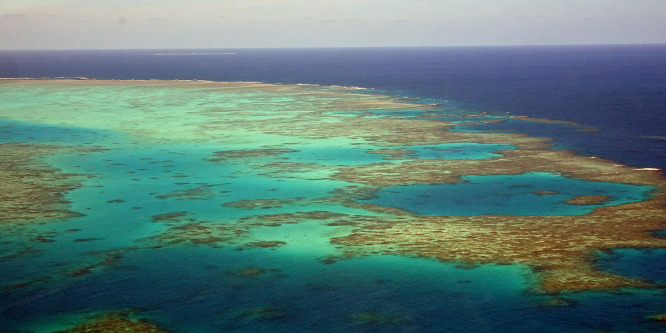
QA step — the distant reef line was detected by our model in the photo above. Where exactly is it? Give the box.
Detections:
[0,77,370,91]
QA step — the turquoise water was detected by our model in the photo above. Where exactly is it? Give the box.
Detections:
[281,142,514,165]
[399,142,514,159]
[0,119,118,145]
[0,82,665,332]
[365,172,655,216]
[283,144,388,165]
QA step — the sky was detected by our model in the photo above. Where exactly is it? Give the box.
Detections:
[1,0,665,50]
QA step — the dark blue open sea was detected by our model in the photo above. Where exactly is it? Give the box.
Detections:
[1,45,665,332]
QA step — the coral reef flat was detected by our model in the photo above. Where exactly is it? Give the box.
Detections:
[0,143,97,225]
[0,79,665,332]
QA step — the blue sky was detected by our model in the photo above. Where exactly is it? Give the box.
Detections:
[1,0,665,49]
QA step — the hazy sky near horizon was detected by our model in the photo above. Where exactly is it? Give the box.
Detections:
[1,0,665,49]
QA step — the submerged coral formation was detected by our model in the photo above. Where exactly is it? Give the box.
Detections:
[0,143,91,224]
[54,311,167,333]
[349,311,413,325]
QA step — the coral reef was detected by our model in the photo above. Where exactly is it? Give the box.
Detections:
[54,310,167,333]
[0,143,91,224]
[565,195,612,205]
[349,311,413,325]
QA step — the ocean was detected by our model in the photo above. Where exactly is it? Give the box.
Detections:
[2,45,665,169]
[0,45,665,332]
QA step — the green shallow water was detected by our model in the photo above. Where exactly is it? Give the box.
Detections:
[0,81,665,332]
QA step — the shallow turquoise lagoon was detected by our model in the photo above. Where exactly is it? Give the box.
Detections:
[364,172,656,216]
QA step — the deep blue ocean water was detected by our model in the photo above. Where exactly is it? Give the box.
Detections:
[1,46,666,332]
[2,45,665,169]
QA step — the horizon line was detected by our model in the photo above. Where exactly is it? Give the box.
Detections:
[2,42,666,52]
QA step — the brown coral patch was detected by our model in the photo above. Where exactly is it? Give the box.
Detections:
[3,276,50,289]
[208,148,297,161]
[54,310,167,333]
[222,196,342,210]
[509,115,598,132]
[349,311,413,325]
[234,306,288,321]
[366,148,414,160]
[154,188,215,200]
[66,251,124,277]
[0,143,91,224]
[146,221,248,247]
[534,190,558,195]
[237,211,360,227]
[244,241,287,249]
[151,211,189,223]
[539,297,577,307]
[143,209,364,250]
[228,267,282,278]
[223,198,305,210]
[565,195,612,205]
